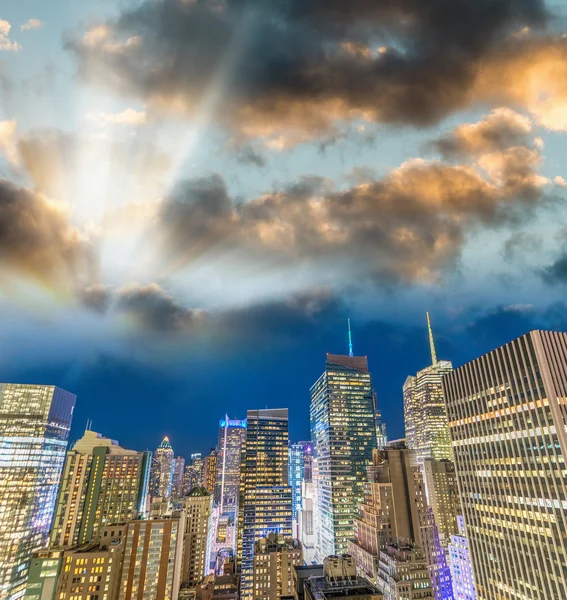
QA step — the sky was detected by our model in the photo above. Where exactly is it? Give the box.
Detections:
[1,0,567,459]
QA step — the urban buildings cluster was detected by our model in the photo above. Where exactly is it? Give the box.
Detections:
[1,318,567,600]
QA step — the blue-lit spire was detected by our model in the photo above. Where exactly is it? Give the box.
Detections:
[348,318,354,357]
[426,312,438,366]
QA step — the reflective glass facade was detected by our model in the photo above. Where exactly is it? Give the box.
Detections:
[0,384,75,600]
[288,442,312,522]
[215,419,247,515]
[149,437,174,500]
[310,354,377,560]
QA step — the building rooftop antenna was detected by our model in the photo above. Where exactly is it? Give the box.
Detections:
[348,318,354,357]
[426,312,438,366]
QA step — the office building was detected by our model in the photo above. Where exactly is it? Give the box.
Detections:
[292,565,324,600]
[118,512,185,600]
[403,314,453,463]
[150,436,175,499]
[215,418,247,514]
[50,430,151,547]
[204,450,218,495]
[55,524,127,600]
[211,573,239,600]
[310,353,377,559]
[442,330,567,600]
[377,542,434,600]
[238,409,292,600]
[252,534,303,600]
[182,487,213,587]
[448,517,477,600]
[422,460,460,551]
[297,481,316,565]
[303,556,383,600]
[173,457,186,499]
[0,384,76,600]
[23,549,64,600]
[374,394,388,451]
[184,454,205,496]
[288,442,312,524]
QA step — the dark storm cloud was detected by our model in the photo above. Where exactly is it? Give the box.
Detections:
[540,252,567,285]
[151,111,549,285]
[0,179,92,289]
[66,0,553,144]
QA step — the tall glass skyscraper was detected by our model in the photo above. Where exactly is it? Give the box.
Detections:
[50,429,151,548]
[215,417,247,514]
[288,441,312,522]
[404,314,453,463]
[0,384,76,600]
[310,353,377,560]
[150,436,175,499]
[443,330,567,600]
[237,409,292,600]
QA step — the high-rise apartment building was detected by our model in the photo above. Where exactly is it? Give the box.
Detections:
[403,314,453,463]
[182,487,213,587]
[204,450,218,495]
[119,512,185,600]
[442,330,567,600]
[150,437,175,499]
[252,534,302,600]
[288,442,312,524]
[215,418,247,514]
[237,409,292,600]
[50,430,151,548]
[173,456,186,499]
[377,542,434,600]
[310,354,377,559]
[0,384,76,600]
[448,517,477,600]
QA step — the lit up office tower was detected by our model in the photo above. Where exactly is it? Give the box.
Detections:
[377,542,434,600]
[252,534,303,600]
[150,436,175,499]
[204,449,218,495]
[403,314,453,463]
[422,460,460,551]
[310,353,377,559]
[288,442,313,525]
[237,409,292,600]
[184,454,205,495]
[448,517,477,600]
[443,330,567,600]
[173,456,186,499]
[297,480,316,564]
[215,417,247,513]
[119,512,185,600]
[0,384,75,600]
[182,487,213,587]
[50,430,151,548]
[374,394,388,450]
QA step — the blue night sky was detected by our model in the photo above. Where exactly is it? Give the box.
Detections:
[1,0,567,458]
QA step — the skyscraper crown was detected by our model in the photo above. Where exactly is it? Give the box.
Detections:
[158,436,173,450]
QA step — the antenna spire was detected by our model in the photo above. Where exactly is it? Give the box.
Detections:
[426,312,438,365]
[348,319,354,357]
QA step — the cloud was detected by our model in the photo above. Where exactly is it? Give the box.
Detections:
[540,252,567,285]
[502,231,542,261]
[0,179,93,290]
[65,0,559,146]
[20,19,43,32]
[86,108,147,126]
[150,112,552,287]
[0,20,21,52]
[0,119,19,165]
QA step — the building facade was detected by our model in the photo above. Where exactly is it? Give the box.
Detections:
[237,409,292,600]
[0,384,76,600]
[252,534,302,600]
[448,517,477,600]
[215,418,247,514]
[310,354,377,559]
[150,437,175,500]
[288,442,312,524]
[204,450,218,495]
[297,481,316,565]
[173,456,186,499]
[377,542,434,600]
[443,330,567,600]
[50,430,150,548]
[182,487,214,587]
[403,314,453,463]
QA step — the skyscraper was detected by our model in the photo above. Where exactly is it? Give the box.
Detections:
[215,418,247,514]
[403,314,453,463]
[50,429,151,547]
[310,353,377,559]
[443,330,567,600]
[448,517,477,600]
[288,442,312,525]
[173,456,186,499]
[0,384,75,600]
[182,487,213,587]
[237,409,292,600]
[204,449,218,495]
[150,436,175,499]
